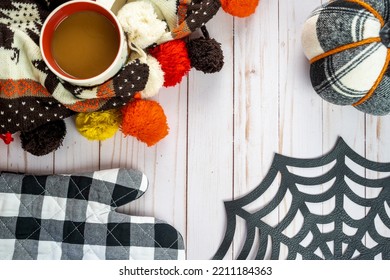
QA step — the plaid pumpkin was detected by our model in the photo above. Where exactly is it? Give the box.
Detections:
[302,0,390,115]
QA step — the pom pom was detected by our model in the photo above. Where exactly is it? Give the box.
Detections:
[121,99,169,146]
[20,120,66,156]
[0,132,14,145]
[141,55,165,98]
[187,37,224,73]
[149,39,191,87]
[117,1,167,49]
[220,0,259,17]
[75,109,121,141]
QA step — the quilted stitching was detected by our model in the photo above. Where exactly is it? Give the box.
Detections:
[0,175,63,259]
[0,174,73,259]
[0,169,185,260]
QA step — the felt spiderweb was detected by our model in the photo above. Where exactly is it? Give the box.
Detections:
[213,138,390,260]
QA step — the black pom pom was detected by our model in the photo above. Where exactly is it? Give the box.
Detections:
[20,120,67,156]
[187,37,224,73]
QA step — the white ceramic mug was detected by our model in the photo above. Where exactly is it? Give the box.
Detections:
[40,0,128,87]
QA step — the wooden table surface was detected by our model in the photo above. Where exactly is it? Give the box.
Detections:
[1,0,390,260]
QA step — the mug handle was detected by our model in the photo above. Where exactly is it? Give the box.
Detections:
[99,0,127,14]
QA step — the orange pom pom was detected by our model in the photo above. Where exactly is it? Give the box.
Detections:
[121,99,169,146]
[220,0,259,17]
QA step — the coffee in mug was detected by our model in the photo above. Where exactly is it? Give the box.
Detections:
[40,1,128,87]
[51,10,120,79]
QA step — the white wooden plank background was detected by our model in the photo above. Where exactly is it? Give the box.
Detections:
[1,0,390,259]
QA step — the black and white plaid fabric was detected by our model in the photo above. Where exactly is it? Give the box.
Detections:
[302,0,390,115]
[0,168,185,260]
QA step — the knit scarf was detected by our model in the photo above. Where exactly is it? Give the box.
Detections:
[0,0,149,135]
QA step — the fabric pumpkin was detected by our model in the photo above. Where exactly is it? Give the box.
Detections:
[302,0,390,115]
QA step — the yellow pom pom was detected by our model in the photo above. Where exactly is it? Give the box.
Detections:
[75,109,121,141]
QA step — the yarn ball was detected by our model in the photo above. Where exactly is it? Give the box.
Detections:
[117,1,167,49]
[149,39,191,87]
[302,0,390,115]
[75,109,121,141]
[20,120,66,156]
[187,37,224,73]
[141,55,165,98]
[220,0,259,18]
[121,99,169,146]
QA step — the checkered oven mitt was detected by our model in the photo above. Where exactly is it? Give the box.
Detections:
[0,0,149,135]
[0,168,185,260]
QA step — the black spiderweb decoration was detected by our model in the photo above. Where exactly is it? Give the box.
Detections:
[213,138,390,260]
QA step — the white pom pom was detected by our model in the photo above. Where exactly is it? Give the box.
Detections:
[117,2,167,49]
[141,55,165,98]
